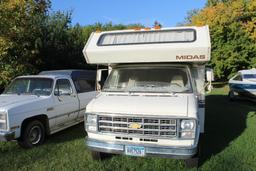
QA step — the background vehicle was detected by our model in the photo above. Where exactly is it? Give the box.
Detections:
[83,26,213,167]
[0,70,96,148]
[228,68,256,101]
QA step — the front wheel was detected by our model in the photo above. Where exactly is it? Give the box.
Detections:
[185,156,199,168]
[91,151,103,160]
[18,120,45,148]
[228,90,235,101]
[90,151,112,160]
[185,135,203,168]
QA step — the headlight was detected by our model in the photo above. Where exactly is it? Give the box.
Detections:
[87,125,97,132]
[0,112,7,130]
[86,114,97,124]
[85,114,97,132]
[180,132,195,139]
[180,120,195,130]
[180,119,196,139]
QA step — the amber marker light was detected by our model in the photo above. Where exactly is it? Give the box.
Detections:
[154,25,161,30]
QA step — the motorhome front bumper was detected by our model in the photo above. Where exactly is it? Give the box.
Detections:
[0,130,15,141]
[86,138,197,159]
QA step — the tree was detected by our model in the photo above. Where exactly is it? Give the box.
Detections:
[206,0,232,7]
[0,0,144,92]
[185,0,256,80]
[0,0,50,91]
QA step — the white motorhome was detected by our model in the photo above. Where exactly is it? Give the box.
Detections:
[83,26,212,167]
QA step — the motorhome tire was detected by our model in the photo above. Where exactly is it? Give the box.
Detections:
[18,120,45,148]
[91,151,103,160]
[185,135,202,168]
[185,157,199,168]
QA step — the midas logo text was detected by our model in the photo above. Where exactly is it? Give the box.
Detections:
[176,55,206,60]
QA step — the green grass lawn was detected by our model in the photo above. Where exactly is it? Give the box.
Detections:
[1,85,256,171]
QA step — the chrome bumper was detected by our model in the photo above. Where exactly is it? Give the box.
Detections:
[86,138,197,159]
[0,130,15,141]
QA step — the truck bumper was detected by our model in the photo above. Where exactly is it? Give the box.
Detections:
[0,130,15,141]
[86,138,197,159]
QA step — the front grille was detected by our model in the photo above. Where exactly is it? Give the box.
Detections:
[98,115,177,138]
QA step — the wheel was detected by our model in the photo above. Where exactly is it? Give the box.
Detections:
[91,151,103,160]
[18,120,45,148]
[185,156,199,168]
[185,135,203,168]
[228,90,235,101]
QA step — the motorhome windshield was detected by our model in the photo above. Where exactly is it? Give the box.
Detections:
[3,78,53,96]
[103,67,192,93]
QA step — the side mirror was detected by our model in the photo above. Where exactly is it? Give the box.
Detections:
[54,90,71,96]
[205,68,214,92]
[97,70,102,82]
[206,68,214,82]
[96,69,109,91]
[60,92,71,96]
[54,90,59,96]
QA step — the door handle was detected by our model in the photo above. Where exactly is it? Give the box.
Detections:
[58,96,63,102]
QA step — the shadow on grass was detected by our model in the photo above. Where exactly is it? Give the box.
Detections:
[212,82,228,88]
[0,122,86,153]
[0,123,87,170]
[200,95,256,164]
[46,122,86,144]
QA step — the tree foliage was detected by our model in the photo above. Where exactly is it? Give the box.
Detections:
[0,0,50,91]
[188,0,256,79]
[0,0,143,92]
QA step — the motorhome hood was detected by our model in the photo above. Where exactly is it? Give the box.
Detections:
[88,94,197,117]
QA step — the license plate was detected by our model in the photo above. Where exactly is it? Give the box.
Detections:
[125,145,145,157]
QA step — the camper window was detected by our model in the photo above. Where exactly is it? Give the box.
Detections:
[97,29,196,46]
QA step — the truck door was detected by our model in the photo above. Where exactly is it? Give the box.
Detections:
[53,79,79,126]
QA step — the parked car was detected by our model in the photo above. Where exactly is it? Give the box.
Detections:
[228,68,256,101]
[0,70,96,148]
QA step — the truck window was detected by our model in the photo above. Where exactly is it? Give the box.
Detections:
[74,79,95,93]
[233,74,242,81]
[103,66,192,93]
[55,79,73,96]
[3,78,53,96]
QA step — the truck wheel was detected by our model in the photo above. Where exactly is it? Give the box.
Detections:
[18,120,45,148]
[91,151,103,160]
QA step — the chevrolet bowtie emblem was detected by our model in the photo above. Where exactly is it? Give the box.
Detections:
[129,123,142,129]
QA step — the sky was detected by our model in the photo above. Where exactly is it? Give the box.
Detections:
[51,0,206,27]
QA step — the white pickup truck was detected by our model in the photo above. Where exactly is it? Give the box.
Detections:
[0,70,96,148]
